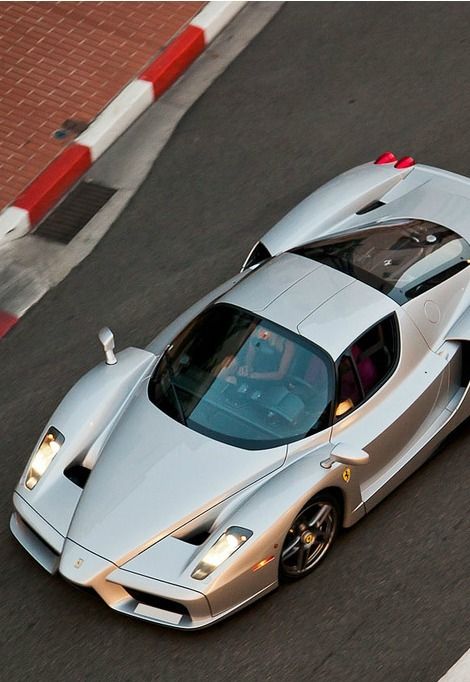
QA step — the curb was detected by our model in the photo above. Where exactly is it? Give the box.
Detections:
[0,1,246,339]
[0,1,246,244]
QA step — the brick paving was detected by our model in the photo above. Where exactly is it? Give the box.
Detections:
[0,1,204,212]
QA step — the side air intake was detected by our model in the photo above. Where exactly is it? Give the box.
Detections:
[356,200,385,215]
[242,242,271,271]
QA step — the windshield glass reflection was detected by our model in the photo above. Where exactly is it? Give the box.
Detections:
[150,304,334,449]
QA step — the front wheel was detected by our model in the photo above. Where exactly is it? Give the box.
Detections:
[279,493,340,581]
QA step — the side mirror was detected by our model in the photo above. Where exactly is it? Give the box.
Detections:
[98,327,117,365]
[320,442,369,469]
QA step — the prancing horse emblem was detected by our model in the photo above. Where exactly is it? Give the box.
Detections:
[343,468,351,483]
[74,558,84,568]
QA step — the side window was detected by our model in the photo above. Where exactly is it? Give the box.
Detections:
[336,356,362,418]
[335,315,399,420]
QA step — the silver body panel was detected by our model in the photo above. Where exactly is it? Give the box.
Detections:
[65,382,287,565]
[11,160,470,629]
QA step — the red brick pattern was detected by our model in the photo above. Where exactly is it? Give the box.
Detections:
[0,1,204,211]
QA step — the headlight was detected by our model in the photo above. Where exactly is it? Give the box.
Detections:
[25,427,64,490]
[191,526,252,580]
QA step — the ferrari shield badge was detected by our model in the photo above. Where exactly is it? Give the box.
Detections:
[342,467,351,483]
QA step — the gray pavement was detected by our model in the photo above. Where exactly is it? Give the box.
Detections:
[2,3,470,681]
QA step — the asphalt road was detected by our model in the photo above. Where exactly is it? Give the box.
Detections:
[2,3,470,681]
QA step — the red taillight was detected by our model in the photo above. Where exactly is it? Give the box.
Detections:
[374,151,397,165]
[395,156,416,169]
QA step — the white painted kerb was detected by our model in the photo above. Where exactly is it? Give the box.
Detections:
[0,207,31,242]
[77,80,155,162]
[192,1,248,44]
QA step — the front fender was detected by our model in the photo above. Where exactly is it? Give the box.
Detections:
[182,448,361,617]
[15,347,156,533]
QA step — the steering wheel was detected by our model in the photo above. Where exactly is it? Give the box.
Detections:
[288,376,313,392]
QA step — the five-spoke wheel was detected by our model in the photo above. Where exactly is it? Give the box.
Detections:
[279,493,340,580]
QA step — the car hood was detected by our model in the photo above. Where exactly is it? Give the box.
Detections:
[67,381,286,565]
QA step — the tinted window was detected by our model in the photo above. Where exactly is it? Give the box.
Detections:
[292,220,470,305]
[335,315,399,419]
[336,356,361,418]
[149,304,335,449]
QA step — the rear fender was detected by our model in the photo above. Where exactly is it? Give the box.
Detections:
[445,306,470,344]
[442,307,470,427]
[259,161,413,257]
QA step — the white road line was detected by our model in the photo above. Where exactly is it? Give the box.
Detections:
[439,648,470,681]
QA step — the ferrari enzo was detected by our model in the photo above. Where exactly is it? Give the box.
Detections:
[11,152,470,629]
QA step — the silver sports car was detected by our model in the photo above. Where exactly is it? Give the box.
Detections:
[11,152,470,629]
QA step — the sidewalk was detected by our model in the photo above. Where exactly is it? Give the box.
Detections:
[0,1,204,213]
[0,0,248,338]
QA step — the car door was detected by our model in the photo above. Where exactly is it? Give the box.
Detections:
[330,311,450,510]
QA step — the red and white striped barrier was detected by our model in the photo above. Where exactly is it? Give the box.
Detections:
[0,1,246,244]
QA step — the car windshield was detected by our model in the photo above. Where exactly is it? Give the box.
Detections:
[149,304,335,449]
[292,219,470,304]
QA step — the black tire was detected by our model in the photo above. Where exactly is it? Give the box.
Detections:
[279,492,341,582]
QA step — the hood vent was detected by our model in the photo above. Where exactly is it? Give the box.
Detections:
[180,529,211,546]
[64,465,91,489]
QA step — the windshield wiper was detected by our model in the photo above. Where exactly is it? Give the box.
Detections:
[160,345,188,426]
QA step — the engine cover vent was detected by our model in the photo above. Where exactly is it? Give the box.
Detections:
[356,200,385,215]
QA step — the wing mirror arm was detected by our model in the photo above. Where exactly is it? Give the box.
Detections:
[321,443,369,469]
[98,327,117,365]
